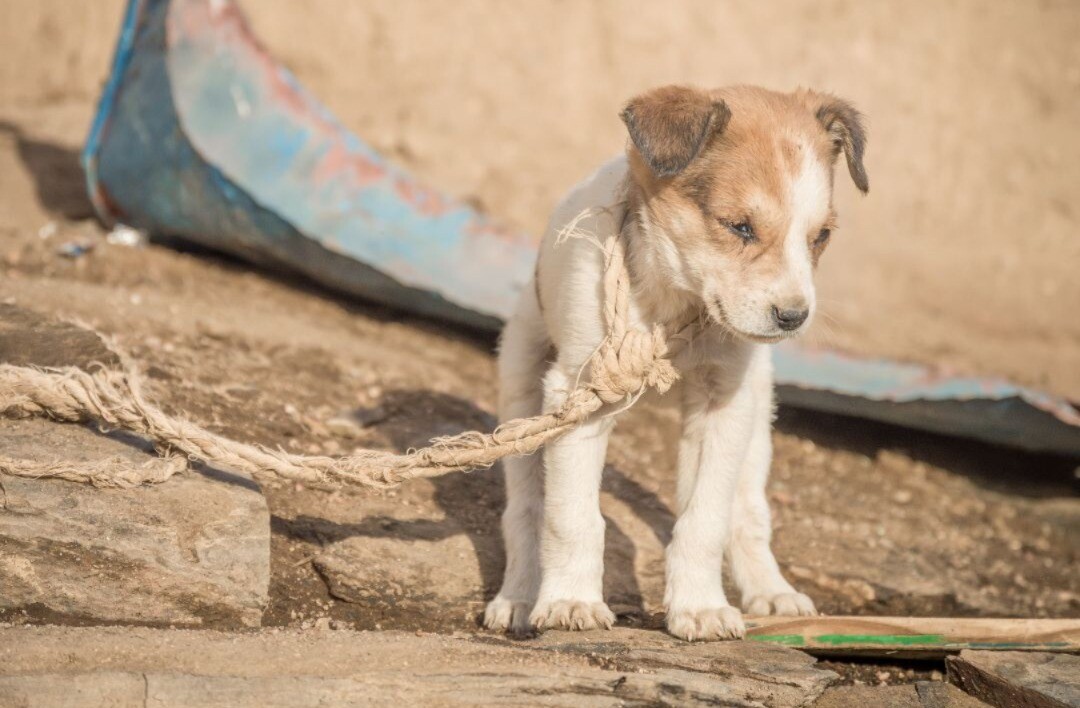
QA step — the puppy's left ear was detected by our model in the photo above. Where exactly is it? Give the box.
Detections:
[815,97,869,194]
[620,86,730,178]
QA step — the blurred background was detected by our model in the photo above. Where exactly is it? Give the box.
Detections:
[1,0,1078,398]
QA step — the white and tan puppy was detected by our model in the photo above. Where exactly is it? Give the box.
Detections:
[485,85,868,641]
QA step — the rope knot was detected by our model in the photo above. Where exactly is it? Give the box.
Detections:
[589,325,680,404]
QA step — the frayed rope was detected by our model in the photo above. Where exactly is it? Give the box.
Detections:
[0,226,703,490]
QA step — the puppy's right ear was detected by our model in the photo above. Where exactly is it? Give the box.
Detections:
[620,86,730,178]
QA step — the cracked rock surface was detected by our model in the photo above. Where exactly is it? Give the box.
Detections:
[0,625,837,707]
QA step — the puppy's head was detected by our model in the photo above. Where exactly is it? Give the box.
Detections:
[621,85,868,341]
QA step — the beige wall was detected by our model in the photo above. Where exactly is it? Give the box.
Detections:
[0,1,127,108]
[3,0,1078,397]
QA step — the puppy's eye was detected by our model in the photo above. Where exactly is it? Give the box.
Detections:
[725,221,756,242]
[814,228,831,247]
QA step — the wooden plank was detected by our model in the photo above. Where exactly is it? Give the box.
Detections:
[744,616,1080,659]
[946,650,1080,708]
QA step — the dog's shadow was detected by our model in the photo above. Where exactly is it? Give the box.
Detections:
[283,389,675,622]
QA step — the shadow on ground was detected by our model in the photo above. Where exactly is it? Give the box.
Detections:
[0,121,95,220]
[776,407,1079,499]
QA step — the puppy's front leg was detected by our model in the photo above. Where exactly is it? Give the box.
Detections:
[529,365,616,632]
[727,353,816,617]
[665,366,755,641]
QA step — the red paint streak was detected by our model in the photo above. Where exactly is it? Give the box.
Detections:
[392,179,455,218]
[309,142,386,189]
[167,4,536,249]
[93,184,126,222]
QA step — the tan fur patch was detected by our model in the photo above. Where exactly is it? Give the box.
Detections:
[621,86,731,178]
[625,86,856,275]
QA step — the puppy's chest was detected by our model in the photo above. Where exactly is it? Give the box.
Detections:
[669,324,758,382]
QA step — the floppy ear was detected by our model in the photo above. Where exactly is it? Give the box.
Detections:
[620,86,730,178]
[815,97,869,193]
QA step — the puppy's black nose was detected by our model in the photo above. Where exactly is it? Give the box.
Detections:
[772,306,809,331]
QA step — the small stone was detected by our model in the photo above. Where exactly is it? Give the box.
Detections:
[314,531,483,626]
[948,650,1080,708]
[812,685,922,708]
[57,239,94,259]
[105,225,147,247]
[770,490,795,507]
[325,407,388,439]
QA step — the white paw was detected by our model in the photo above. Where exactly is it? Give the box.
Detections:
[484,596,534,634]
[666,606,745,642]
[744,592,817,617]
[530,600,615,631]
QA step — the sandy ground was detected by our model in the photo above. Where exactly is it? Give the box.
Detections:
[3,0,1079,399]
[0,0,1078,696]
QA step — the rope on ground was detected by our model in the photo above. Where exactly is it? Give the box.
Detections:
[0,227,704,490]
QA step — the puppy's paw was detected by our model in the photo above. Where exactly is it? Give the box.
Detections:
[530,600,615,632]
[666,606,745,642]
[744,592,817,617]
[483,596,534,635]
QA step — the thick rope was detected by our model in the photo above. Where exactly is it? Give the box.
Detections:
[0,228,703,490]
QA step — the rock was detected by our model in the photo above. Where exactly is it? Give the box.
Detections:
[0,625,838,707]
[518,627,837,707]
[811,685,924,708]
[812,683,991,708]
[947,650,1080,708]
[915,681,993,707]
[0,303,119,369]
[0,305,270,627]
[314,528,483,625]
[0,671,809,708]
[0,419,270,627]
[324,406,387,438]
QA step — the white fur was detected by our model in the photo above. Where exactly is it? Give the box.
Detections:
[778,149,830,323]
[485,155,819,641]
[706,147,830,339]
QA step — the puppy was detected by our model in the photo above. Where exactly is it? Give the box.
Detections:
[485,85,868,641]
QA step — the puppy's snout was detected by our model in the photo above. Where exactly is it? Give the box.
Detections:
[772,305,809,331]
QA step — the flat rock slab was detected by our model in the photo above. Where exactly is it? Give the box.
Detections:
[511,627,838,706]
[0,625,838,707]
[947,650,1080,708]
[0,419,270,627]
[313,527,484,625]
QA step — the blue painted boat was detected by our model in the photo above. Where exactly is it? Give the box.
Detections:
[84,0,1080,456]
[84,0,535,332]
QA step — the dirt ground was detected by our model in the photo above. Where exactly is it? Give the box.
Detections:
[0,0,1078,699]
